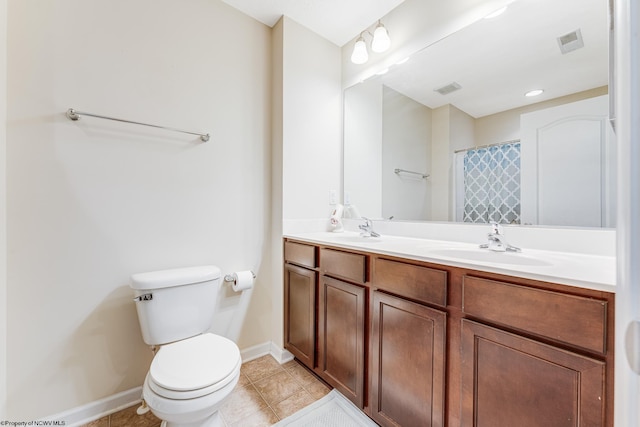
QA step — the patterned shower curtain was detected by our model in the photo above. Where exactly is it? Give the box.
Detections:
[463,142,521,224]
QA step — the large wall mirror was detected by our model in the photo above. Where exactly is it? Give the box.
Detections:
[343,0,615,228]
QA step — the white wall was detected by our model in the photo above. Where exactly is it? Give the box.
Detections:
[344,79,383,218]
[271,19,285,351]
[0,0,7,418]
[449,105,475,153]
[274,16,342,345]
[430,106,450,221]
[281,17,342,220]
[429,105,474,221]
[382,86,431,220]
[6,0,272,419]
[448,105,475,220]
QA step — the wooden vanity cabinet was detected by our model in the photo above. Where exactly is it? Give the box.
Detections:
[317,275,367,407]
[283,239,615,427]
[317,247,368,408]
[369,257,449,427]
[370,291,446,427]
[283,241,318,370]
[461,319,606,427]
[459,275,611,427]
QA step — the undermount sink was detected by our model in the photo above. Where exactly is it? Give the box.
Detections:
[426,248,552,266]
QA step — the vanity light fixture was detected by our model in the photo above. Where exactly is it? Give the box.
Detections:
[350,20,391,64]
[525,89,544,97]
[351,35,369,64]
[371,21,391,52]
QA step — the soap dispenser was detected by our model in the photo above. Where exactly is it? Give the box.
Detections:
[329,204,344,232]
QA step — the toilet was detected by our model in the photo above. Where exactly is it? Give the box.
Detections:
[130,265,241,427]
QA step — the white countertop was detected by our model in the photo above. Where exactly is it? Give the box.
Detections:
[284,231,616,293]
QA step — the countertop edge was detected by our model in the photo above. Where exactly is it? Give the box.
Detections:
[283,232,616,294]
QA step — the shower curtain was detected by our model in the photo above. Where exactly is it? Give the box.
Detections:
[461,142,521,224]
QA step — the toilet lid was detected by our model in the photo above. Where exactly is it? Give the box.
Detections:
[150,333,241,392]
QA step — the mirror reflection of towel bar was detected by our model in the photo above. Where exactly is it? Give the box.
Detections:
[394,168,430,179]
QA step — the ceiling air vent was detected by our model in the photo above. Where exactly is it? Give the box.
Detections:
[434,82,462,95]
[557,29,584,54]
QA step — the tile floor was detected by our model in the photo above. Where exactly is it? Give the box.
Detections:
[82,355,331,427]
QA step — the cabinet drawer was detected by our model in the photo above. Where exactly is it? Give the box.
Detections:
[373,258,447,307]
[284,241,317,268]
[320,248,367,284]
[462,276,608,354]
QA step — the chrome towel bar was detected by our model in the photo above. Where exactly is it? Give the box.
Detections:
[66,108,210,142]
[394,168,430,179]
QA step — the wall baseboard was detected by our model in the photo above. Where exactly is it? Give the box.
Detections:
[45,341,293,426]
[239,341,293,364]
[43,386,143,427]
[269,342,295,364]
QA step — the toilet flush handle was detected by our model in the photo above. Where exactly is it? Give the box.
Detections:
[133,293,153,302]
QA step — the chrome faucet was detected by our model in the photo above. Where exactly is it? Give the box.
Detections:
[479,222,521,252]
[359,217,380,238]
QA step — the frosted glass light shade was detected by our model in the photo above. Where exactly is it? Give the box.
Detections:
[371,23,390,53]
[351,37,368,64]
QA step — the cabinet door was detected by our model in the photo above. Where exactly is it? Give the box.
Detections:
[284,263,316,369]
[370,291,446,427]
[317,276,366,408]
[461,320,606,427]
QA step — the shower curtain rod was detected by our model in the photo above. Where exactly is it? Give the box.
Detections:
[454,139,520,154]
[65,108,210,142]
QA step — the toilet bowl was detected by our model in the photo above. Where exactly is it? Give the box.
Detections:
[130,266,242,427]
[143,333,241,427]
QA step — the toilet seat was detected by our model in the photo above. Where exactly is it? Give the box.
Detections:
[148,333,241,400]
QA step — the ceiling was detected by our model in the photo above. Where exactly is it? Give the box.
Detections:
[221,0,405,46]
[222,0,608,119]
[375,0,608,117]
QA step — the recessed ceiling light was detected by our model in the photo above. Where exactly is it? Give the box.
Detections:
[525,89,544,97]
[484,6,508,19]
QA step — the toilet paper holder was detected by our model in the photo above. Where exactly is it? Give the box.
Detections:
[224,271,256,284]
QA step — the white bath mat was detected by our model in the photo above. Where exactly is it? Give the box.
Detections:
[272,390,378,427]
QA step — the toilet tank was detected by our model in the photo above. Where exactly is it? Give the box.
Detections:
[130,265,221,346]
